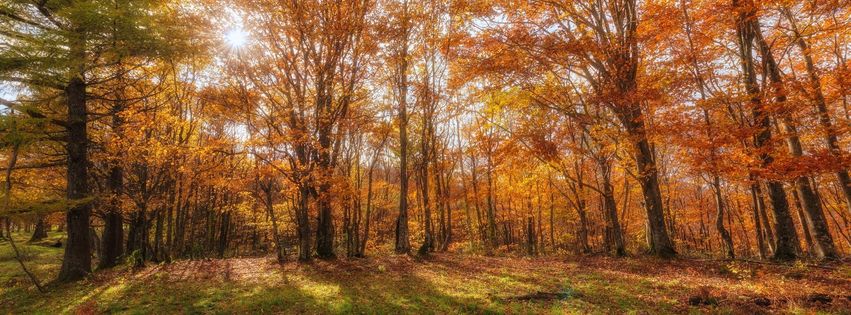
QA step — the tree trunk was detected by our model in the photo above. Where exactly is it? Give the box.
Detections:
[712,176,735,259]
[29,216,48,242]
[749,184,767,259]
[600,159,625,256]
[732,0,799,261]
[783,8,851,216]
[58,73,93,282]
[297,186,312,261]
[217,211,230,258]
[394,1,412,255]
[751,18,837,259]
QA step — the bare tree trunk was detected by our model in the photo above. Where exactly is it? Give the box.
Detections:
[58,70,93,282]
[599,158,625,256]
[394,0,412,255]
[712,176,735,259]
[297,186,311,261]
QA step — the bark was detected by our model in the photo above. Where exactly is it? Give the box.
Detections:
[732,0,799,261]
[297,186,311,261]
[599,159,625,256]
[100,56,126,269]
[418,162,434,255]
[526,217,536,256]
[99,160,124,268]
[783,8,851,216]
[751,17,837,259]
[29,216,48,242]
[394,0,412,254]
[712,177,735,259]
[217,211,230,258]
[58,72,93,282]
[262,180,286,263]
[485,149,497,251]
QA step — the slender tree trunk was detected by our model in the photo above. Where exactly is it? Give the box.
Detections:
[712,176,735,259]
[485,150,497,252]
[394,1,412,254]
[783,8,851,216]
[752,18,837,259]
[297,186,311,261]
[217,210,230,258]
[732,0,799,261]
[600,159,625,256]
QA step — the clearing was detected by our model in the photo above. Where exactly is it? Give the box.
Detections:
[1,232,849,314]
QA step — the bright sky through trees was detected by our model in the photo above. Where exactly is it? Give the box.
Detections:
[225,28,248,49]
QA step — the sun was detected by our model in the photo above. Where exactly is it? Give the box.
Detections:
[225,28,248,48]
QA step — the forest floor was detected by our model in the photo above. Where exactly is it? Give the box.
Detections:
[1,232,850,314]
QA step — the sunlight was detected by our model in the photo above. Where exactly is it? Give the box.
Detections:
[224,28,248,48]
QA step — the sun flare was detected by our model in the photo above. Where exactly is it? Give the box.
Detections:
[225,28,248,48]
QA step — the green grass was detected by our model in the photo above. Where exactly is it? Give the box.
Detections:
[0,231,64,288]
[1,233,848,314]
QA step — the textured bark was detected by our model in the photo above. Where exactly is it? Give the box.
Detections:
[526,217,536,256]
[623,115,675,257]
[783,8,851,216]
[217,211,230,258]
[731,0,799,261]
[751,17,837,259]
[99,161,124,268]
[394,1,412,254]
[600,159,625,256]
[58,74,93,282]
[315,127,335,259]
[712,177,735,259]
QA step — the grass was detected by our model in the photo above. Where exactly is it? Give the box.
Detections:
[1,233,849,314]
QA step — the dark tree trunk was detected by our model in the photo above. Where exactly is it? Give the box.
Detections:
[394,2,412,255]
[751,15,837,259]
[58,74,93,282]
[100,160,124,268]
[315,182,335,259]
[600,159,625,256]
[297,186,312,261]
[628,127,675,257]
[485,151,497,251]
[526,217,536,256]
[217,211,230,258]
[29,216,48,242]
[712,177,735,259]
[418,163,434,256]
[732,0,799,261]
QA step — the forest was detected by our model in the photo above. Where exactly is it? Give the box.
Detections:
[0,0,850,313]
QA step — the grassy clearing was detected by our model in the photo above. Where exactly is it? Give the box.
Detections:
[1,235,849,314]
